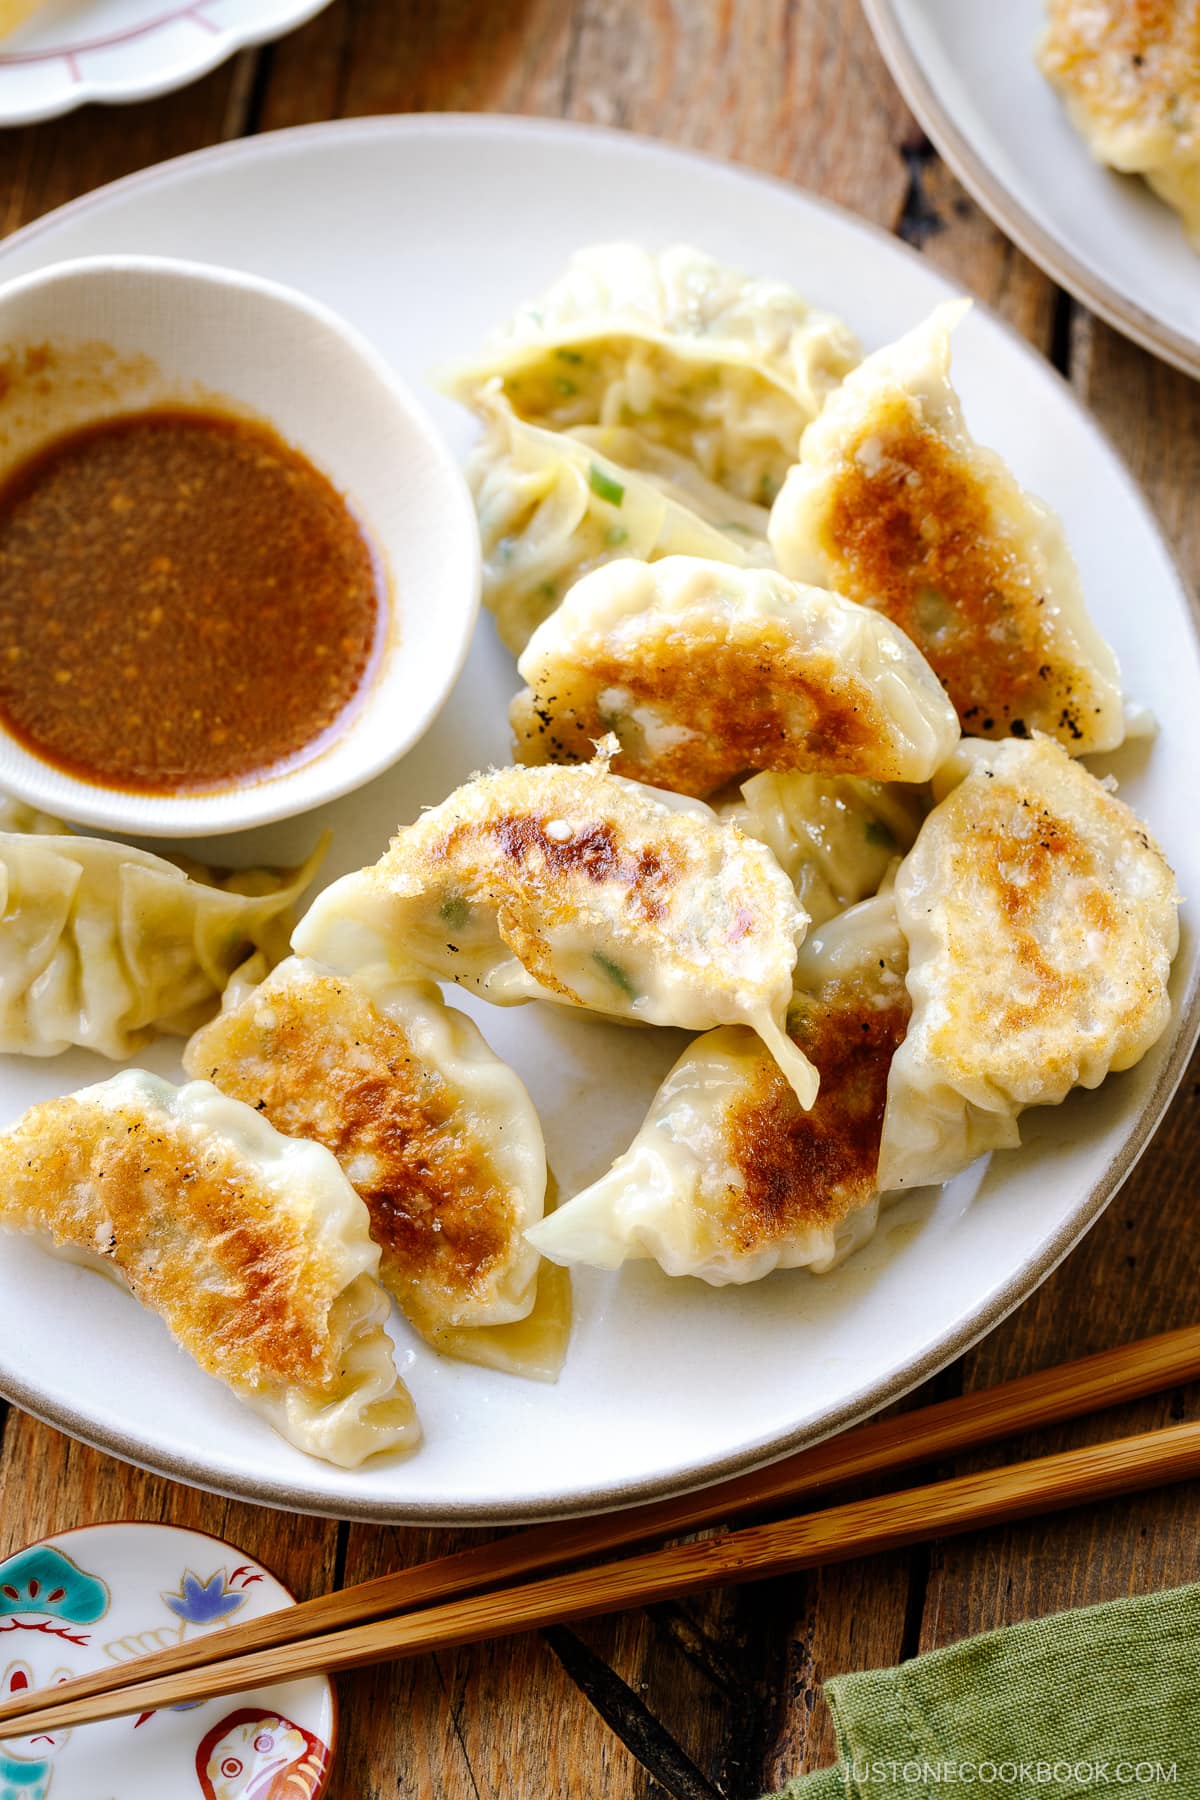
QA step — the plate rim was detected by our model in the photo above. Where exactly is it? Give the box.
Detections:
[0,0,336,126]
[862,0,1200,383]
[0,110,1197,1525]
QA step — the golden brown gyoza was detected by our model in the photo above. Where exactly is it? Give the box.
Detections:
[879,735,1180,1189]
[769,303,1130,754]
[293,753,819,1108]
[528,886,909,1283]
[185,956,569,1381]
[0,1070,420,1465]
[510,556,959,798]
[1039,0,1200,248]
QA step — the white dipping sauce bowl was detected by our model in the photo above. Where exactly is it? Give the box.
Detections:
[0,255,480,836]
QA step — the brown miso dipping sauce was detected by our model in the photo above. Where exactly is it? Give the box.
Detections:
[0,408,383,793]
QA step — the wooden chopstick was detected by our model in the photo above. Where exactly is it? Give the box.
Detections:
[0,1322,1197,1736]
[8,1414,1200,1737]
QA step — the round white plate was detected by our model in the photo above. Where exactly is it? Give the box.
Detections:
[0,1522,334,1798]
[0,116,1195,1525]
[864,0,1200,380]
[0,0,334,125]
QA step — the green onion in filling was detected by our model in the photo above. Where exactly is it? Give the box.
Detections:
[592,951,637,1000]
[588,465,625,507]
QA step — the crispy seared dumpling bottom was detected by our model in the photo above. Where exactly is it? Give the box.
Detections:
[529,888,909,1284]
[293,754,819,1110]
[0,1070,419,1465]
[511,557,959,798]
[879,735,1180,1189]
[1039,0,1200,248]
[186,957,570,1381]
[769,302,1129,755]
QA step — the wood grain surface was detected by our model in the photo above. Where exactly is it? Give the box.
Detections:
[0,4,1197,1797]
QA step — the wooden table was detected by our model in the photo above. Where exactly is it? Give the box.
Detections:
[1,5,1198,1795]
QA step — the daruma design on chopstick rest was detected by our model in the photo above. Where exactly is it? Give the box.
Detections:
[195,1707,330,1800]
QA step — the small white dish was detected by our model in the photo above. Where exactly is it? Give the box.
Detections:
[0,1520,335,1799]
[0,0,336,127]
[864,0,1200,380]
[0,255,480,838]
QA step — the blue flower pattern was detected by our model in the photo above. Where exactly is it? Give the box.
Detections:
[162,1570,247,1627]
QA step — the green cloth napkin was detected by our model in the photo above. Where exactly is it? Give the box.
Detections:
[767,1583,1200,1798]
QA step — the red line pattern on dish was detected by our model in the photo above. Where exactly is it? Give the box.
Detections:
[0,3,220,65]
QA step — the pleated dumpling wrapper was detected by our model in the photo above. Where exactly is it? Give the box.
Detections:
[467,386,770,655]
[527,883,910,1284]
[293,752,819,1109]
[0,821,325,1059]
[185,956,569,1382]
[511,556,959,798]
[720,770,927,927]
[1038,0,1200,250]
[769,301,1132,754]
[443,241,860,505]
[0,1069,419,1466]
[878,735,1180,1191]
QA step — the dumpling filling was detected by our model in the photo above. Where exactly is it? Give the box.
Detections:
[443,241,860,505]
[466,389,771,654]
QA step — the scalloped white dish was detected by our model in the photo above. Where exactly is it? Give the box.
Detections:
[0,116,1195,1526]
[864,0,1200,380]
[0,0,334,125]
